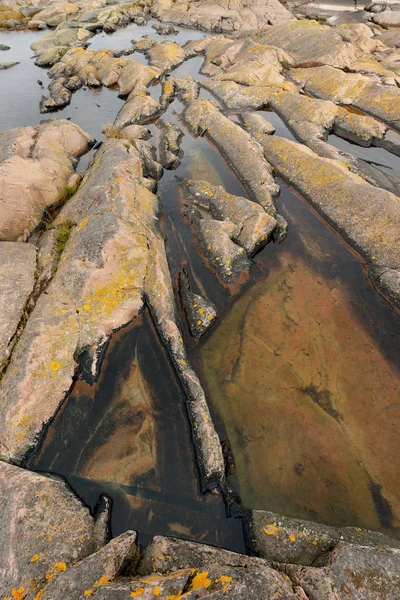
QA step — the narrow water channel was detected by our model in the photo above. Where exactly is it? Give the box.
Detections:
[3,21,400,547]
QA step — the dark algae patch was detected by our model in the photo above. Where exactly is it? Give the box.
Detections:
[199,183,400,540]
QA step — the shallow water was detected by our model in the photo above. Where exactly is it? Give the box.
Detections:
[3,19,400,546]
[33,308,245,550]
[199,182,400,539]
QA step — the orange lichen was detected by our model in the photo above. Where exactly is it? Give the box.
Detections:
[11,588,24,600]
[130,588,145,597]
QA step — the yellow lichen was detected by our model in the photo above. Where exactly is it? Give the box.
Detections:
[11,588,24,600]
[263,524,279,536]
[30,554,40,563]
[97,576,111,587]
[188,571,211,590]
[50,361,61,372]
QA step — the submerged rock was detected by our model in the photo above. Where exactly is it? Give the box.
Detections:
[0,243,37,368]
[146,39,186,71]
[144,233,226,491]
[0,462,103,598]
[0,120,93,241]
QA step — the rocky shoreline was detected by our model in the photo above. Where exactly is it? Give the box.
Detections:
[1,0,400,597]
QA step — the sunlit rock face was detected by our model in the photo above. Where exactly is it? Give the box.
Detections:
[201,187,400,540]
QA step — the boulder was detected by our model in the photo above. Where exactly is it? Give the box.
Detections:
[365,2,389,13]
[158,119,183,169]
[0,44,10,50]
[20,6,41,18]
[286,542,400,599]
[248,509,340,565]
[27,19,47,29]
[0,243,37,368]
[152,22,179,35]
[146,39,186,70]
[183,99,280,219]
[292,65,400,131]
[31,27,92,57]
[179,178,277,255]
[0,121,93,241]
[0,61,18,69]
[373,9,400,26]
[27,531,139,599]
[0,461,101,598]
[151,0,294,32]
[114,93,160,128]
